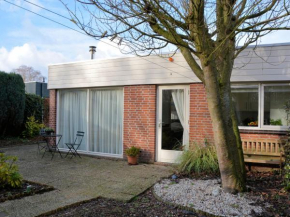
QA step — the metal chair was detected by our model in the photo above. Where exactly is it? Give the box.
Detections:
[37,128,47,153]
[65,131,85,158]
[42,134,63,160]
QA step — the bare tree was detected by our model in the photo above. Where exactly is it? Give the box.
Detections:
[14,65,45,82]
[63,0,290,192]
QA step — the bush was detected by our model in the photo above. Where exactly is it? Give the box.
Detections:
[284,140,290,191]
[283,101,290,191]
[0,72,25,137]
[0,153,23,188]
[177,143,219,175]
[22,116,45,138]
[24,93,43,123]
[125,146,141,157]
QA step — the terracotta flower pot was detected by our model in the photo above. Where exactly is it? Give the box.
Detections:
[127,155,138,165]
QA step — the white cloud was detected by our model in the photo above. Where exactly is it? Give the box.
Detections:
[0,43,67,77]
[1,13,128,77]
[0,39,127,78]
[259,30,290,45]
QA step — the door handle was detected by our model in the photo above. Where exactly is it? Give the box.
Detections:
[159,122,164,128]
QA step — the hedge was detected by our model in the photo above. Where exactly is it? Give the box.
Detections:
[0,71,25,137]
[24,93,43,124]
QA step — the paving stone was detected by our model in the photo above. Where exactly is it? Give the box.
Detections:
[0,211,8,217]
[0,144,172,217]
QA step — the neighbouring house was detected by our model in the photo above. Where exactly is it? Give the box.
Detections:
[25,81,50,98]
[48,43,290,163]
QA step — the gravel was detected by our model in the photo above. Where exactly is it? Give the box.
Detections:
[154,178,266,217]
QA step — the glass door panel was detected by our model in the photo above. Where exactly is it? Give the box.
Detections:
[89,88,123,155]
[161,89,184,151]
[58,89,87,150]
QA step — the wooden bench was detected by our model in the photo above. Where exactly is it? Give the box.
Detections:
[242,139,285,171]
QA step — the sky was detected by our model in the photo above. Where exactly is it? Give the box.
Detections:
[0,0,125,79]
[0,0,290,79]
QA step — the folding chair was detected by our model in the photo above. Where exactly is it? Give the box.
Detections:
[65,131,84,158]
[37,129,47,153]
[41,134,63,160]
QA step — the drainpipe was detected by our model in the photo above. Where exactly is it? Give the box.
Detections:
[89,46,96,59]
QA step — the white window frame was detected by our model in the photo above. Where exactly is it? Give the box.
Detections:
[233,83,290,131]
[57,87,124,158]
[232,84,261,130]
[261,83,290,131]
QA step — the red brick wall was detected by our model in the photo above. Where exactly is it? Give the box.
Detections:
[49,90,57,131]
[189,83,214,145]
[43,98,50,126]
[123,85,156,163]
[240,132,287,142]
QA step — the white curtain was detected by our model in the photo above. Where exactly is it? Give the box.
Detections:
[171,90,188,144]
[58,90,87,150]
[89,89,123,154]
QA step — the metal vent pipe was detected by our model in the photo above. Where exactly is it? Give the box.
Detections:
[89,46,96,59]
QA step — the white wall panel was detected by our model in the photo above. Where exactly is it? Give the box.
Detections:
[48,44,290,89]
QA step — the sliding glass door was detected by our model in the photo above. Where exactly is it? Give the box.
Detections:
[58,89,87,150]
[57,88,123,156]
[89,88,123,155]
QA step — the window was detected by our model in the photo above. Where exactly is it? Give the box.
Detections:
[232,83,290,130]
[263,85,290,127]
[232,85,259,127]
[57,88,124,156]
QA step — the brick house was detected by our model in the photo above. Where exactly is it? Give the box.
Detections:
[48,43,290,163]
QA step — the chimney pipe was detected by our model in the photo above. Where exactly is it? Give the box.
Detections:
[89,46,96,59]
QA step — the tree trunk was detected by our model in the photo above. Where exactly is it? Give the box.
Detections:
[230,102,247,182]
[203,65,246,193]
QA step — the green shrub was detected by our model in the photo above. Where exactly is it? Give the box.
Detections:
[0,153,23,188]
[22,116,45,138]
[24,93,43,123]
[284,141,290,191]
[283,101,290,191]
[0,71,25,137]
[177,143,219,175]
[125,146,141,157]
[284,165,290,191]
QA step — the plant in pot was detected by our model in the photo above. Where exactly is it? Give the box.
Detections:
[125,146,141,165]
[45,127,54,135]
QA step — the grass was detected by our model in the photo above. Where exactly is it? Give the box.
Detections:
[176,143,219,175]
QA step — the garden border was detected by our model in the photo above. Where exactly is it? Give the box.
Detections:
[0,180,55,203]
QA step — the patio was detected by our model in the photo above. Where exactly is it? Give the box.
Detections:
[0,144,172,217]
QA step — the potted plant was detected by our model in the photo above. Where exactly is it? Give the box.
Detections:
[125,146,141,165]
[45,127,54,135]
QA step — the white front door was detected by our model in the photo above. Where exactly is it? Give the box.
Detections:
[156,85,189,163]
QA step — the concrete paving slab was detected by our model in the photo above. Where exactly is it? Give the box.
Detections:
[0,144,172,217]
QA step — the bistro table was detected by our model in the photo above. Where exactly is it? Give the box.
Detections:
[42,134,63,160]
